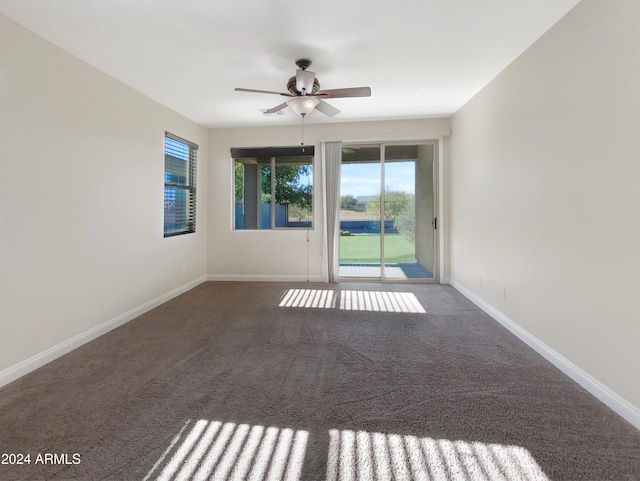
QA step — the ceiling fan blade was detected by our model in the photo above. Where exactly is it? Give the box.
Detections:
[235,88,294,97]
[315,99,340,116]
[314,87,371,98]
[263,102,289,114]
[296,69,316,96]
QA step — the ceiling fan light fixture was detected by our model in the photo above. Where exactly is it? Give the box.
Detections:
[287,96,319,116]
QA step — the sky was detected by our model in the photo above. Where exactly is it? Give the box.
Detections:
[341,162,416,198]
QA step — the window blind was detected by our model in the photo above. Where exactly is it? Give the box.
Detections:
[164,133,198,237]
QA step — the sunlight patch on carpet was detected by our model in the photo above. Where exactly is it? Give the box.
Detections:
[145,420,549,481]
[340,290,426,313]
[325,429,549,481]
[278,289,426,313]
[279,288,337,309]
[144,419,308,481]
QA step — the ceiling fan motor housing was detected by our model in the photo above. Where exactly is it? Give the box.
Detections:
[287,76,320,96]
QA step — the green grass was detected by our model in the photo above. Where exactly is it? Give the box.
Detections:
[339,233,416,264]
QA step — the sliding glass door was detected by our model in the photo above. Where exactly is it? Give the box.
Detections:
[339,143,437,281]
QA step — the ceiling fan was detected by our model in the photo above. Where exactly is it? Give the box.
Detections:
[235,58,371,117]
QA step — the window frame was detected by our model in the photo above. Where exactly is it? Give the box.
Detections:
[164,132,198,237]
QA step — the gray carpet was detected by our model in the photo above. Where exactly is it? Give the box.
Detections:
[0,282,639,480]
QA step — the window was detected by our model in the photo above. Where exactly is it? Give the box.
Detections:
[232,146,313,230]
[164,132,198,237]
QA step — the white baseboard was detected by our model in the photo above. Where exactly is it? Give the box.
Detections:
[0,275,208,389]
[448,278,640,432]
[207,274,325,283]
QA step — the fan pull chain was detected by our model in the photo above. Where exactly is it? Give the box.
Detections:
[300,113,306,151]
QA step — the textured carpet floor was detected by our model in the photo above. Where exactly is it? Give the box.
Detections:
[0,282,639,480]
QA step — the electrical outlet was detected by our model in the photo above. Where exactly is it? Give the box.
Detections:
[478,275,483,286]
[500,287,506,299]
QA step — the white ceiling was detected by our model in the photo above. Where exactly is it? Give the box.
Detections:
[0,0,582,128]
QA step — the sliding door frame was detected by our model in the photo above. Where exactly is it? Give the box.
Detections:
[339,140,440,283]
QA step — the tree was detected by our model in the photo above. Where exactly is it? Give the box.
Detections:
[261,165,312,209]
[236,162,311,210]
[341,195,357,210]
[366,187,409,220]
[235,162,244,202]
[394,200,415,243]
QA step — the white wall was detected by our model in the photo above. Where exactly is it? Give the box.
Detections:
[208,119,450,281]
[0,14,208,374]
[449,0,640,412]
